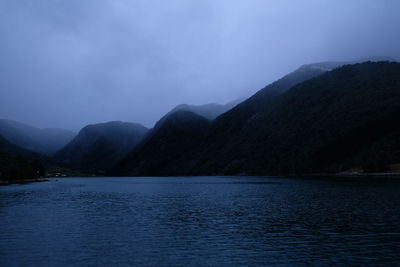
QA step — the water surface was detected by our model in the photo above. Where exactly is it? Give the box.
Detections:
[1,176,400,266]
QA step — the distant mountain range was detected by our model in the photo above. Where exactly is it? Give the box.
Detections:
[0,119,75,155]
[54,121,148,173]
[1,57,399,180]
[166,99,243,121]
[0,134,40,159]
[113,61,400,176]
[109,59,343,176]
[112,111,211,176]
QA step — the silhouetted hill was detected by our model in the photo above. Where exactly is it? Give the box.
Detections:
[0,135,46,182]
[54,121,148,172]
[0,119,75,155]
[115,61,400,176]
[196,61,400,175]
[167,99,243,121]
[111,111,210,176]
[216,57,394,133]
[0,134,40,158]
[207,62,348,139]
[112,60,351,176]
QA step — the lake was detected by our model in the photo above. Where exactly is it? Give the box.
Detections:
[1,176,400,266]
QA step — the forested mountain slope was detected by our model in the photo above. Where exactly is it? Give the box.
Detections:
[116,61,400,176]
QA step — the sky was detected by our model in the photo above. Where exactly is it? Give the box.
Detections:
[0,0,399,131]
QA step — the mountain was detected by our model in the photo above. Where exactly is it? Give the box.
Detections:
[0,135,45,182]
[54,121,148,173]
[192,61,400,175]
[115,61,400,176]
[220,57,396,131]
[166,99,243,121]
[113,60,347,176]
[111,111,210,176]
[0,152,45,182]
[0,134,40,159]
[0,119,75,155]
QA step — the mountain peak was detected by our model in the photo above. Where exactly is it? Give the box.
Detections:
[0,119,75,155]
[54,121,148,172]
[166,99,243,122]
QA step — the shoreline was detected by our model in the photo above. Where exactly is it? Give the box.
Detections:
[2,172,400,186]
[0,178,50,186]
[303,172,400,179]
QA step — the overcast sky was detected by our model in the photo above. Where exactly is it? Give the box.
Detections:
[0,0,399,131]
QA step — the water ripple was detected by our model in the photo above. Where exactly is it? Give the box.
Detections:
[1,176,400,266]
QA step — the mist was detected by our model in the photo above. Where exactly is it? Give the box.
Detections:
[0,0,399,130]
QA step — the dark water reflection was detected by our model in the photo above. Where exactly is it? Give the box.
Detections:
[1,177,400,266]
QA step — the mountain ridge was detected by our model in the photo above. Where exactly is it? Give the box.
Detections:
[111,111,211,176]
[115,61,400,176]
[165,98,243,121]
[0,119,75,155]
[0,134,46,182]
[54,121,148,173]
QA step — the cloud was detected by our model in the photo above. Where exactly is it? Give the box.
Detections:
[0,0,399,130]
